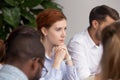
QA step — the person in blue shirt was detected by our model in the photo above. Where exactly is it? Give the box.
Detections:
[36,9,79,80]
[0,26,45,80]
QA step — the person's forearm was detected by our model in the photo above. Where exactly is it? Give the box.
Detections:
[40,68,62,80]
[65,60,73,66]
[94,73,101,80]
[52,60,61,69]
[84,74,101,80]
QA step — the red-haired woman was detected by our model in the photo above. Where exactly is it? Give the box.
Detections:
[36,9,78,80]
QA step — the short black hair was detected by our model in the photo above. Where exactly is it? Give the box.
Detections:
[5,26,45,63]
[89,5,119,26]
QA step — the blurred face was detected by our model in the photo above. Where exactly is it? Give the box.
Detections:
[31,59,44,80]
[32,67,41,80]
[45,19,67,46]
[95,16,115,41]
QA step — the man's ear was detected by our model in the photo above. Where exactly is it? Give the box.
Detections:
[92,20,99,29]
[28,58,40,78]
[31,58,39,71]
[41,27,48,36]
[27,58,40,79]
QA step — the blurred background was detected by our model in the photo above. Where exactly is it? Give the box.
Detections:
[55,0,120,44]
[0,0,120,44]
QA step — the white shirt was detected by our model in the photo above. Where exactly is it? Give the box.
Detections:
[67,29,103,80]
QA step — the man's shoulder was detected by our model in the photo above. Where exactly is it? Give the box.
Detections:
[0,65,28,80]
[0,70,15,80]
[69,30,88,43]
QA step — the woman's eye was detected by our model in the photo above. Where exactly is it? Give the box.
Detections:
[56,28,61,31]
[64,27,67,30]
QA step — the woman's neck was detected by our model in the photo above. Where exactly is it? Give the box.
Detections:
[42,39,53,58]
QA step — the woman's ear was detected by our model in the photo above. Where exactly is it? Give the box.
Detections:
[41,27,48,36]
[92,20,99,29]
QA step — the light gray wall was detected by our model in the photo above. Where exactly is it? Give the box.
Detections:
[54,0,120,44]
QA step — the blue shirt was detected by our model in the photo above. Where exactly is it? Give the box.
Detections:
[39,53,79,80]
[0,64,28,80]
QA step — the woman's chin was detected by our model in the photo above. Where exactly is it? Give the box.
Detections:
[54,43,64,46]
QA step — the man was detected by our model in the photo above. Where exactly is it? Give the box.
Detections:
[67,5,119,80]
[0,26,45,80]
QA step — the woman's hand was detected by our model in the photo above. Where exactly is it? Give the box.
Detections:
[52,46,66,69]
[59,45,73,66]
[52,45,73,69]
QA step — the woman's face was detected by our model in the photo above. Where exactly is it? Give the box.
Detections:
[45,19,67,46]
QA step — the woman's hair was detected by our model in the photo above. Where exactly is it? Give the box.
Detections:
[101,20,120,80]
[0,39,5,63]
[36,9,66,39]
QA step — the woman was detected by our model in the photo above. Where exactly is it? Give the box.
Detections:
[36,9,78,80]
[101,20,120,80]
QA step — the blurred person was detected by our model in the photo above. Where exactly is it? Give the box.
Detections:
[0,26,45,80]
[101,20,120,80]
[67,5,119,80]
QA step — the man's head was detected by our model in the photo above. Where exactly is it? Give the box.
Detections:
[89,5,119,42]
[5,26,45,80]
